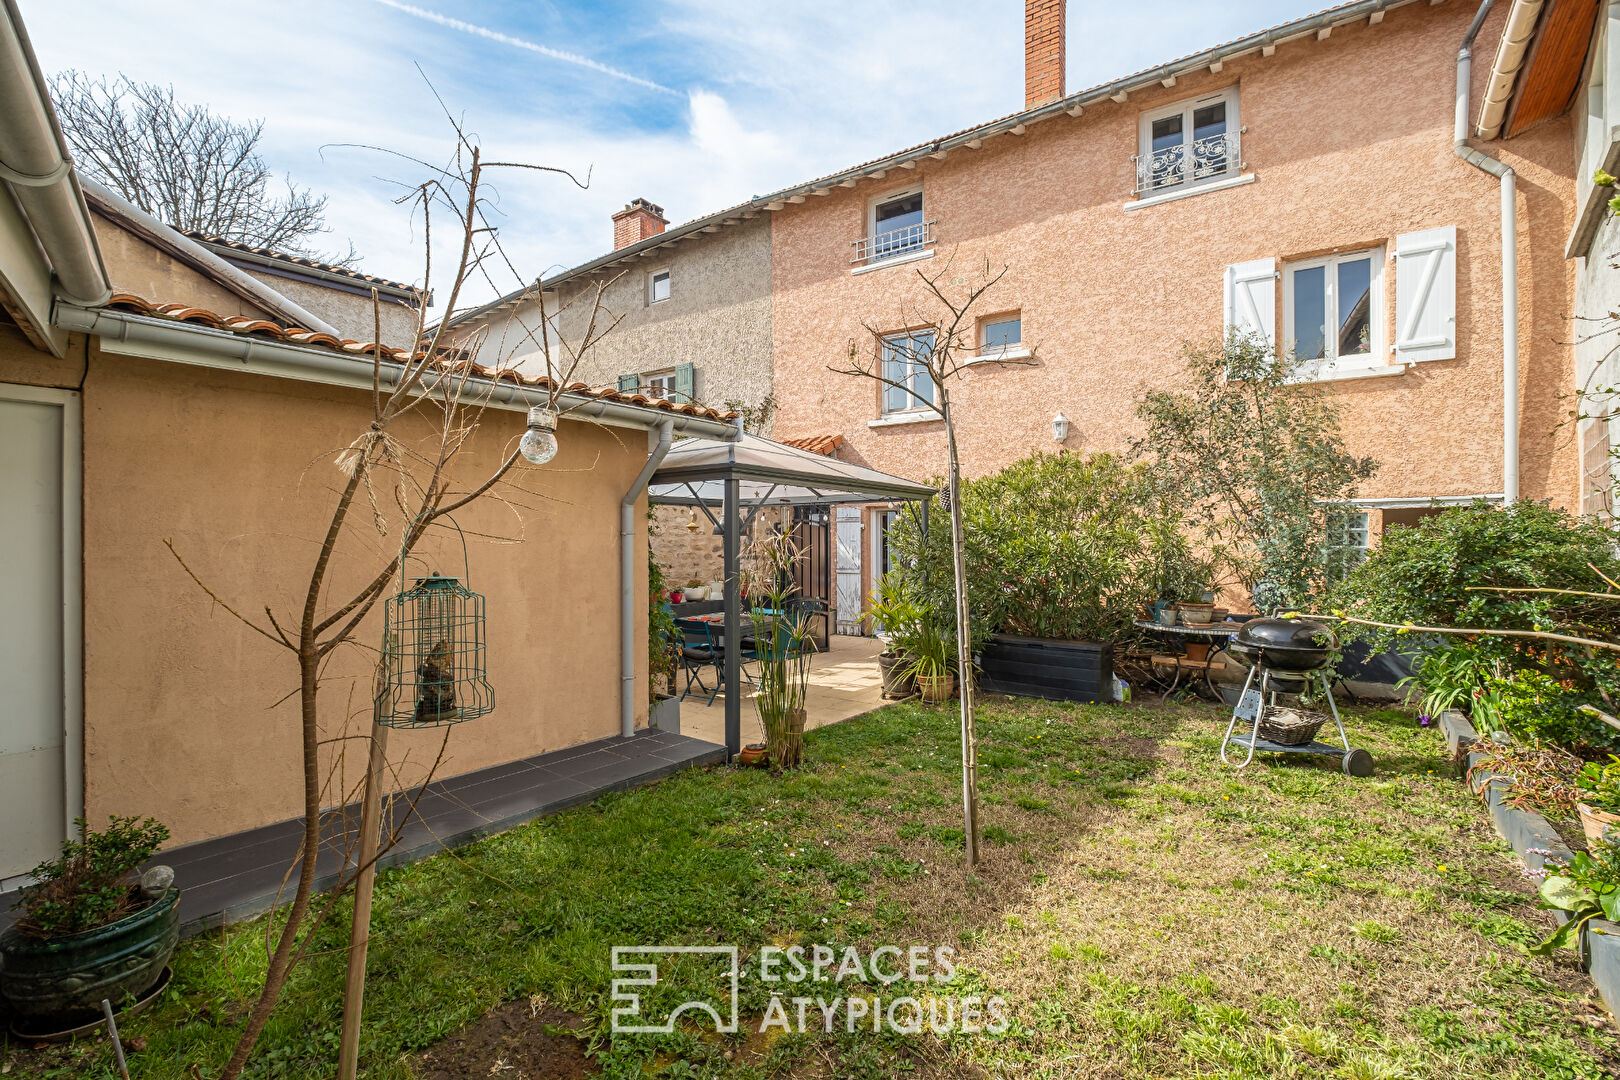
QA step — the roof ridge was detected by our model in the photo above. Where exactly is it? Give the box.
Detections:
[185,232,420,294]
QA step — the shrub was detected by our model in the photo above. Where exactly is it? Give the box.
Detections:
[1330,501,1620,749]
[888,452,1203,645]
[14,815,170,937]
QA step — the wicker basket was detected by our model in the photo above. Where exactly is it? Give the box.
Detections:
[1257,707,1328,746]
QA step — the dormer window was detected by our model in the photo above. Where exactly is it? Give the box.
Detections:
[1135,89,1241,196]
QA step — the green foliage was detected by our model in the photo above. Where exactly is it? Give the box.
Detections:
[648,553,677,700]
[887,452,1202,645]
[1133,332,1377,610]
[14,815,170,937]
[1577,755,1620,815]
[1529,839,1620,955]
[1328,501,1620,748]
[744,530,817,766]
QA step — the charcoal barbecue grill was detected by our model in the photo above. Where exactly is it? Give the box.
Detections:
[1220,618,1373,776]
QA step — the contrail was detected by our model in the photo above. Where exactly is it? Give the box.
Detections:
[372,0,680,96]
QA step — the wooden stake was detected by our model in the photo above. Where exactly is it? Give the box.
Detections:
[337,720,389,1080]
[942,393,980,869]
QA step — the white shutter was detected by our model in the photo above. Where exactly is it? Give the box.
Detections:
[1224,257,1276,350]
[1394,226,1456,363]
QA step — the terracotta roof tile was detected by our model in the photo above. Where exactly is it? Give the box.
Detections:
[101,294,736,423]
[781,434,844,457]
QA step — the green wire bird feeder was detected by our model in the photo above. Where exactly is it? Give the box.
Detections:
[379,572,494,729]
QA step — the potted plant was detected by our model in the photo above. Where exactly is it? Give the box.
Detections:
[744,531,817,768]
[684,579,707,601]
[898,612,956,705]
[869,572,923,699]
[1,815,177,1023]
[1576,755,1620,844]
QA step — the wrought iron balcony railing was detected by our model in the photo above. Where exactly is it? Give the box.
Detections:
[1132,129,1241,197]
[851,220,935,265]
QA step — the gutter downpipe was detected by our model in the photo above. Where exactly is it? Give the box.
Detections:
[621,419,674,739]
[1456,0,1519,505]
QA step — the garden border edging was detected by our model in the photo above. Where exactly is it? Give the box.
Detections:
[1442,708,1620,1017]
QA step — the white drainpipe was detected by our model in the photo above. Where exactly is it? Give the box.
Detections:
[621,419,674,738]
[1455,0,1519,504]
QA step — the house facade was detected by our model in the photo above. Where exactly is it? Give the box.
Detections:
[0,0,732,895]
[762,0,1582,621]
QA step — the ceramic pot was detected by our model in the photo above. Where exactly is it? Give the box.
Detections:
[737,743,769,767]
[0,885,180,1021]
[917,672,955,704]
[1176,603,1215,626]
[878,650,916,699]
[685,586,707,601]
[1578,802,1620,845]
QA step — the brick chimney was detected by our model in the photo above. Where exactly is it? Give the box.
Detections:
[611,198,667,249]
[1024,0,1065,108]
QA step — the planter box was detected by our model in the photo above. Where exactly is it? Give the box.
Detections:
[977,634,1113,704]
[1456,710,1620,1020]
[650,694,681,735]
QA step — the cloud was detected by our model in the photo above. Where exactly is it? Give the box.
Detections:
[369,0,681,98]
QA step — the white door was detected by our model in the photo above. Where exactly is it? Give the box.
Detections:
[835,507,863,635]
[0,388,79,887]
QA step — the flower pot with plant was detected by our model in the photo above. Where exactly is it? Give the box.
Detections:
[897,611,956,705]
[745,531,817,768]
[869,572,924,700]
[1,816,177,1022]
[1576,755,1620,845]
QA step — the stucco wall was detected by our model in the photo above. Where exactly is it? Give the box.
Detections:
[2,342,650,847]
[240,271,423,348]
[464,215,774,423]
[770,2,1578,509]
[1575,209,1620,515]
[92,213,273,319]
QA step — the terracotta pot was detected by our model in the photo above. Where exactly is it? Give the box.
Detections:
[737,743,769,768]
[1578,802,1620,845]
[917,672,955,704]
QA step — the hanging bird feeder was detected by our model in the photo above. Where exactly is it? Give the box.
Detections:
[379,572,494,729]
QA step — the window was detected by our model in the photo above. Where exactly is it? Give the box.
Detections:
[1136,89,1240,195]
[644,369,676,397]
[979,314,1022,357]
[1284,247,1382,373]
[854,188,933,264]
[1325,511,1370,583]
[880,331,936,415]
[648,268,671,304]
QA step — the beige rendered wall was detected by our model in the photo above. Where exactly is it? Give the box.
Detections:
[240,271,423,348]
[770,2,1579,509]
[1,341,650,847]
[91,212,273,320]
[464,215,774,422]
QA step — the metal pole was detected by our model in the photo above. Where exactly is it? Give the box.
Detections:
[101,999,130,1080]
[337,720,390,1080]
[723,476,741,758]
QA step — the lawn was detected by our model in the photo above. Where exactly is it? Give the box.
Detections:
[7,698,1617,1079]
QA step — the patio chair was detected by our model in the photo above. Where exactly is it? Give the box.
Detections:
[678,620,726,705]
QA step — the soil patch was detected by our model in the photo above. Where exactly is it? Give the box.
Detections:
[414,999,598,1079]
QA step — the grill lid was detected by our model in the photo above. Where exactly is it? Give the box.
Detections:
[1230,617,1337,671]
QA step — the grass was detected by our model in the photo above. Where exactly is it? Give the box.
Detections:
[5,699,1617,1079]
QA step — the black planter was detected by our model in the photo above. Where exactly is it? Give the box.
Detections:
[978,634,1114,703]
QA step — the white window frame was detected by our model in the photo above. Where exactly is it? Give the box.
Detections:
[856,185,932,268]
[879,330,938,417]
[868,186,922,245]
[1282,246,1385,377]
[648,267,671,305]
[1136,87,1241,195]
[1325,510,1370,583]
[643,368,677,398]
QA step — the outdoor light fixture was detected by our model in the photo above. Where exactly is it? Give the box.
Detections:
[1052,411,1070,442]
[687,508,700,533]
[519,405,558,464]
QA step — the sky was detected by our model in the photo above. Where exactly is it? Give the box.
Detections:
[21,1,1326,311]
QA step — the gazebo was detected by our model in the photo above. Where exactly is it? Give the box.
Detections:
[648,431,936,755]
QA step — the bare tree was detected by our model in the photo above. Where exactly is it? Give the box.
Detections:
[49,71,353,263]
[832,253,1030,869]
[165,122,627,1078]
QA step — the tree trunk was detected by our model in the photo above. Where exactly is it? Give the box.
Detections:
[941,392,980,868]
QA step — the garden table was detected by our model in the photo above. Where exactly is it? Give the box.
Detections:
[1131,619,1243,700]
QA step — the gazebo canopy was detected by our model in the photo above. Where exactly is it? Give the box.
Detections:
[648,431,936,507]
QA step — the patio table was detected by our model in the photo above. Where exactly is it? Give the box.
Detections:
[1131,619,1244,699]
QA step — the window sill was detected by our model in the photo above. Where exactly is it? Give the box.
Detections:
[965,346,1031,365]
[851,248,935,275]
[868,411,942,428]
[1287,361,1408,384]
[1123,172,1255,211]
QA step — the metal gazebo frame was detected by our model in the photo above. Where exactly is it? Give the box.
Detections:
[648,430,935,757]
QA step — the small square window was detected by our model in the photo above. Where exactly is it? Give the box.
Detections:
[980,315,1022,355]
[649,269,671,304]
[644,369,676,397]
[880,331,936,415]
